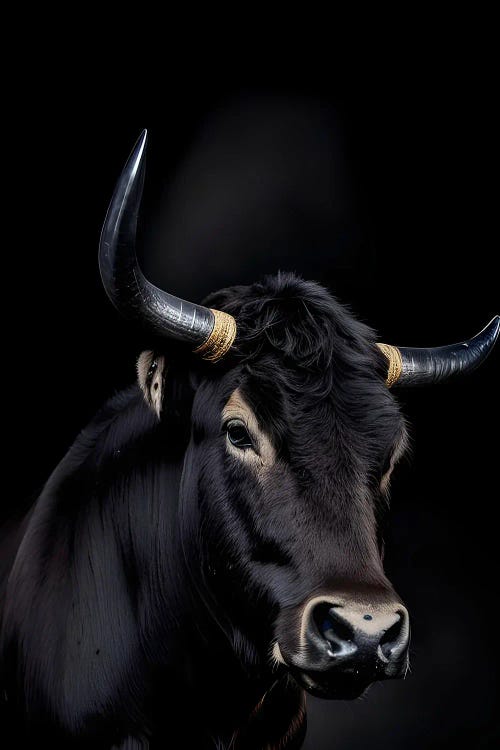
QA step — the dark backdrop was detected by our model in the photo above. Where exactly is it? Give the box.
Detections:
[4,46,499,749]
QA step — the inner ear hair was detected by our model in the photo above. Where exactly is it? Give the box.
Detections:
[137,350,167,418]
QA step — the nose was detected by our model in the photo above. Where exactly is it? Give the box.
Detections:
[301,599,410,683]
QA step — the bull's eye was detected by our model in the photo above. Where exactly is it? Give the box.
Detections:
[226,420,253,449]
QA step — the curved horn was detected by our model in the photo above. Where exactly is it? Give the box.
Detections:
[378,316,500,387]
[99,130,236,362]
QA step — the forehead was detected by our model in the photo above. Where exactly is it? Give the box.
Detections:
[222,388,254,420]
[222,359,405,467]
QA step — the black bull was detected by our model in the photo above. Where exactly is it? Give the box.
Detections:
[0,133,498,750]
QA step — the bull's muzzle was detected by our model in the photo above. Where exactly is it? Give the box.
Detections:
[277,594,410,699]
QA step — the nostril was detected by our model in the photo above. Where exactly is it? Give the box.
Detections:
[379,615,406,659]
[313,604,355,656]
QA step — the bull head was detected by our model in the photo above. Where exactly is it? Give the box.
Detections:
[99,131,499,383]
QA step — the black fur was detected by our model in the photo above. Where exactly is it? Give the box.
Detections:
[0,274,407,749]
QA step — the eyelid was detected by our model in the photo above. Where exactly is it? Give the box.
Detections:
[222,416,251,433]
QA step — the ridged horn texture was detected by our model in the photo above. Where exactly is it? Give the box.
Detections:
[98,130,236,362]
[378,316,500,387]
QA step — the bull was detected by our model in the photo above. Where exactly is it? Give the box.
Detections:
[0,131,498,749]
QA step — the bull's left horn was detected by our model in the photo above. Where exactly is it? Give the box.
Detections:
[377,316,500,387]
[99,130,236,362]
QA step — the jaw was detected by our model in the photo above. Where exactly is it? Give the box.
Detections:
[273,642,382,700]
[272,640,372,700]
[290,667,372,699]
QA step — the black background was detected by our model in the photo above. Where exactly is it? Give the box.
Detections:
[4,30,499,749]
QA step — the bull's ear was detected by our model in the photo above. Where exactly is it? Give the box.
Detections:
[137,350,167,418]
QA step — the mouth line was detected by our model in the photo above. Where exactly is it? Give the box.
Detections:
[295,670,322,692]
[287,665,372,700]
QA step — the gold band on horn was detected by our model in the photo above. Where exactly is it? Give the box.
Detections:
[377,343,403,388]
[194,309,237,362]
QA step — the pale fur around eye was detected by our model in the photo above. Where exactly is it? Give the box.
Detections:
[222,389,276,467]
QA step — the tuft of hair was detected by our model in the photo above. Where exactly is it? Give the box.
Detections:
[203,272,388,389]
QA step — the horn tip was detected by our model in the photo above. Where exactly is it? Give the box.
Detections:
[133,129,148,157]
[484,315,500,341]
[122,130,148,182]
[473,316,500,365]
[490,314,500,342]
